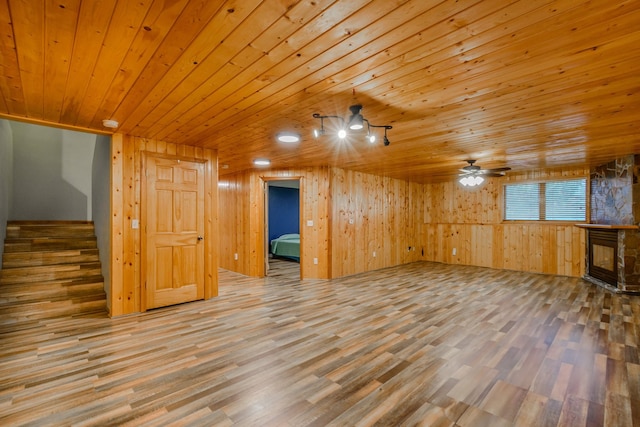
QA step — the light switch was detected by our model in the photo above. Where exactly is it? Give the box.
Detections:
[132,219,139,229]
[307,220,313,227]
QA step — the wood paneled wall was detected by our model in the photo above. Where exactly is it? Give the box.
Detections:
[423,167,589,277]
[329,168,425,278]
[219,167,331,279]
[110,134,218,317]
[218,171,252,276]
[220,165,587,284]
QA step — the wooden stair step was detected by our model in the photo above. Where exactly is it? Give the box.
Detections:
[0,263,103,285]
[0,278,105,300]
[6,221,95,236]
[1,249,99,268]
[3,237,98,253]
[1,220,107,321]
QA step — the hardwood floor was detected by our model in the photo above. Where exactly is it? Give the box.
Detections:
[267,257,300,280]
[1,262,639,426]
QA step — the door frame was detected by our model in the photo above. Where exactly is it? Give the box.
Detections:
[260,177,303,279]
[140,151,208,311]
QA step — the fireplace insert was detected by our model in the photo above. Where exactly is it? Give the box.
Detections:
[588,229,618,286]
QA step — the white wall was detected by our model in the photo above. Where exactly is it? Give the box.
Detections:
[10,122,96,220]
[0,119,13,261]
[92,135,112,306]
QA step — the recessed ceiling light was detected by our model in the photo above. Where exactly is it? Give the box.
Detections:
[276,132,300,143]
[102,119,119,129]
[254,159,271,166]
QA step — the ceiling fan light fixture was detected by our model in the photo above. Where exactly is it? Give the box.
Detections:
[459,160,510,186]
[459,175,484,187]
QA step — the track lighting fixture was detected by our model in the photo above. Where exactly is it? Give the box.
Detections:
[312,105,393,145]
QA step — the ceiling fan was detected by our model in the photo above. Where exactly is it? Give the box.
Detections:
[458,160,511,187]
[459,160,511,177]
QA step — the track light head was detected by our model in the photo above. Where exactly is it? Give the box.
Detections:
[348,104,364,130]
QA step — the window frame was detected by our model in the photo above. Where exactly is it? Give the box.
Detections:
[502,177,589,223]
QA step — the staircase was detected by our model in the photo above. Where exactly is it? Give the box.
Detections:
[0,221,107,321]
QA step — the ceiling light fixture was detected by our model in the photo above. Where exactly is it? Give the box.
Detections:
[347,105,364,130]
[254,159,271,166]
[459,175,485,187]
[312,104,393,145]
[276,131,300,143]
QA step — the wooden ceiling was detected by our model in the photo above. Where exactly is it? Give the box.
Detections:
[1,0,639,182]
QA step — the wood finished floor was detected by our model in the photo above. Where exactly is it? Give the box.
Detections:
[1,261,639,426]
[267,257,300,279]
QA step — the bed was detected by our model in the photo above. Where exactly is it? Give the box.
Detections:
[270,233,300,262]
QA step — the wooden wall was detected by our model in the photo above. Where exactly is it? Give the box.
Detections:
[423,167,589,277]
[219,165,587,285]
[110,134,218,317]
[219,167,331,279]
[329,168,425,278]
[218,171,252,276]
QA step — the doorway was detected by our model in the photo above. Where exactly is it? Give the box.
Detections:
[264,179,301,279]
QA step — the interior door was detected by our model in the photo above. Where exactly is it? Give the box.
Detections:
[144,155,205,310]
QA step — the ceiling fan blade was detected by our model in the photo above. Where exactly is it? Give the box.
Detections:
[486,167,511,173]
[483,172,507,177]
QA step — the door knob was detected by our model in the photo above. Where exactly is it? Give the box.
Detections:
[197,236,204,241]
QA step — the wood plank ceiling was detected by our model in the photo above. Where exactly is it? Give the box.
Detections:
[1,0,639,183]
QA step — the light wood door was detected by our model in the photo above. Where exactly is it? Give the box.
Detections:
[143,155,205,310]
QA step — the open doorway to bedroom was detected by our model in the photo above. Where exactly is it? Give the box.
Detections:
[265,179,301,279]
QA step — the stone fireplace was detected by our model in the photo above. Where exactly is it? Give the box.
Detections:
[578,155,640,293]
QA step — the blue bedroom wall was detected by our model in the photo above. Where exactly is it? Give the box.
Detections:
[268,186,299,245]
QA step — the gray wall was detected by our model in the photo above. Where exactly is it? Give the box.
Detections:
[11,122,96,220]
[0,120,13,262]
[92,135,112,306]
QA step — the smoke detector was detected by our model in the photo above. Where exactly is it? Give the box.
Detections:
[102,119,119,129]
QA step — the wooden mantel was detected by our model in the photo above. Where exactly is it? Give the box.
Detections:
[575,224,639,230]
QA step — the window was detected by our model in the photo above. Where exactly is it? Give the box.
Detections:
[504,178,586,221]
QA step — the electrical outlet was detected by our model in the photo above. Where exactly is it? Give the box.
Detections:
[313,258,318,265]
[131,219,139,229]
[452,248,457,256]
[234,253,238,260]
[373,251,376,257]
